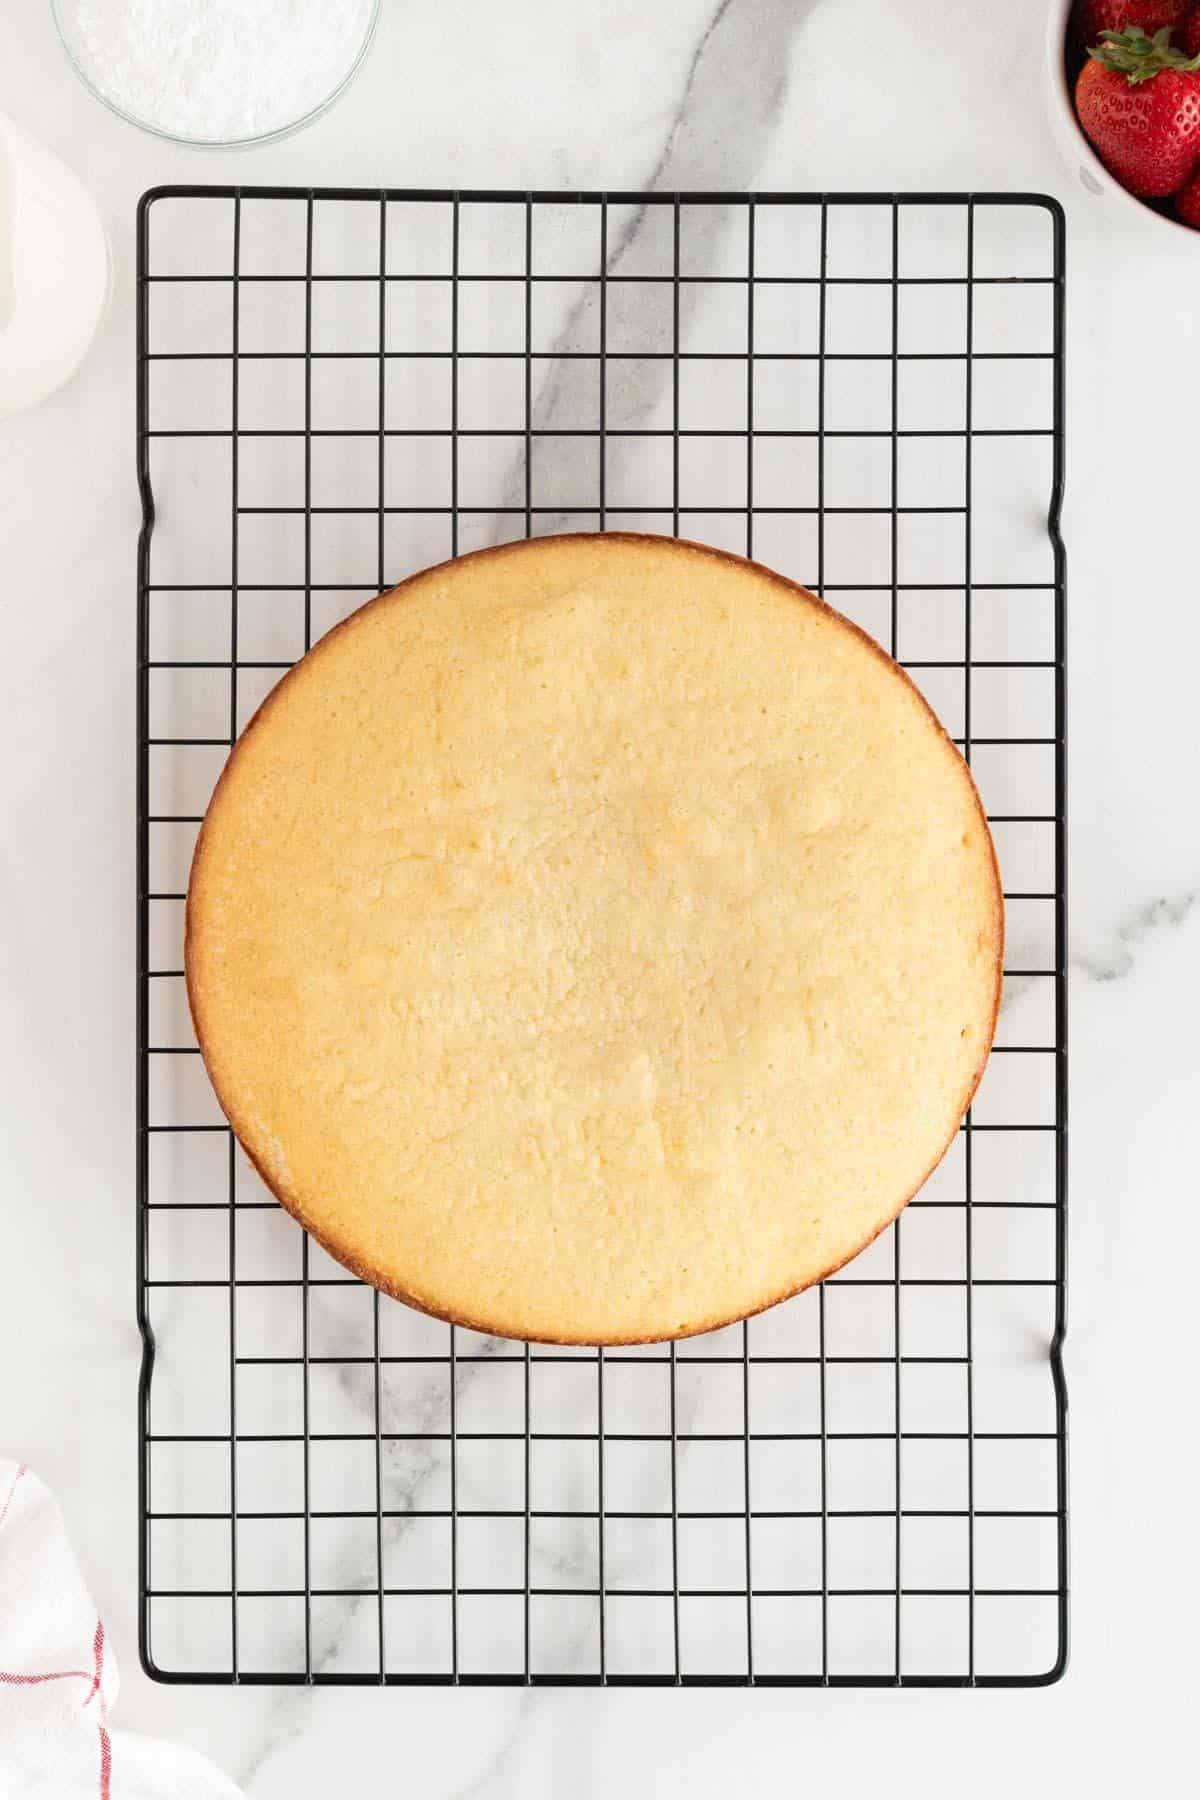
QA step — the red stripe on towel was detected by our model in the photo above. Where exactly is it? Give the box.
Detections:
[83,1620,105,1707]
[0,1667,91,1686]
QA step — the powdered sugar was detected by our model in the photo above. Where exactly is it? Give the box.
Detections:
[62,0,376,143]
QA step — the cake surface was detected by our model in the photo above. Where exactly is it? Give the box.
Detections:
[186,533,1002,1343]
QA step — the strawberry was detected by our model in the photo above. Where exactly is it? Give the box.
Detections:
[1075,28,1200,194]
[1176,163,1200,221]
[1182,4,1200,54]
[1074,0,1192,46]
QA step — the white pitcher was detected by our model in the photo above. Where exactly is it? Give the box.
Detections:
[0,110,109,420]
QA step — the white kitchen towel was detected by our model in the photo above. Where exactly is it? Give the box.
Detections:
[0,1459,243,1800]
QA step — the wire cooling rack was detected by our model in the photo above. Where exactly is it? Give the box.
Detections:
[136,188,1067,1687]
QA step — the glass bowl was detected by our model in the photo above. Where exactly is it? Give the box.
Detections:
[51,0,381,150]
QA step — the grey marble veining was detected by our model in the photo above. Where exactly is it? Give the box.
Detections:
[503,0,811,534]
[1073,890,1197,984]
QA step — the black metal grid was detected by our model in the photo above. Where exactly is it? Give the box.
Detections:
[136,188,1067,1687]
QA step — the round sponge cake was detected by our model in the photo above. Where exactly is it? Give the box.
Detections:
[186,533,1002,1344]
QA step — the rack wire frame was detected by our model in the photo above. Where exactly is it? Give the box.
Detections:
[136,187,1068,1688]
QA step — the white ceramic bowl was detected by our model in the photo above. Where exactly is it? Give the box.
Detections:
[1045,0,1199,238]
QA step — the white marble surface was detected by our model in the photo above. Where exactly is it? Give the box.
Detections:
[2,0,1198,1792]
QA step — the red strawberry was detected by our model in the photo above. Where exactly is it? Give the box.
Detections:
[1176,162,1200,221]
[1074,0,1192,45]
[1182,4,1200,54]
[1076,28,1200,194]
